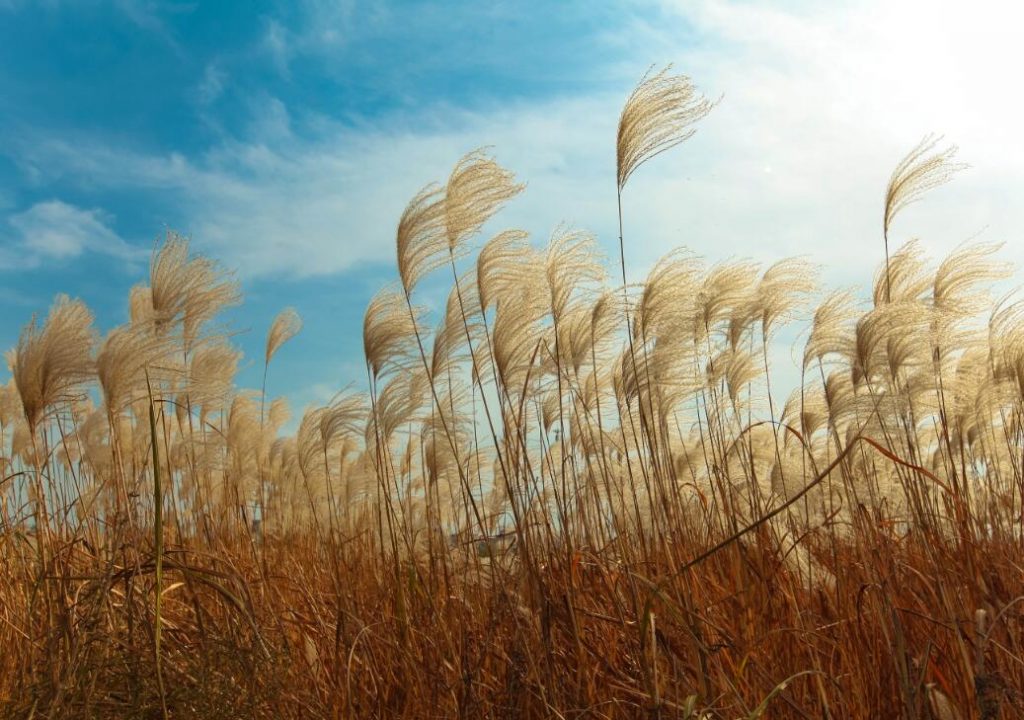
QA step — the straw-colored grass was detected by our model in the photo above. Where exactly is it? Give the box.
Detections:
[1,67,1022,719]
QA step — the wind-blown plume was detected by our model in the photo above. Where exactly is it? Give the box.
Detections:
[804,290,861,370]
[12,295,96,433]
[635,250,702,344]
[492,290,546,393]
[551,299,619,376]
[544,228,605,323]
[265,308,303,366]
[227,394,261,468]
[396,184,447,296]
[366,371,428,445]
[616,65,715,191]
[758,258,818,340]
[445,149,523,252]
[296,406,328,487]
[695,261,761,341]
[128,284,155,326]
[97,324,171,412]
[932,244,1010,352]
[363,288,421,380]
[852,302,929,387]
[477,230,535,311]
[882,136,967,301]
[872,240,931,306]
[431,271,482,380]
[259,396,291,465]
[0,378,21,429]
[148,232,240,345]
[782,386,828,441]
[188,341,242,416]
[267,396,291,431]
[319,393,367,449]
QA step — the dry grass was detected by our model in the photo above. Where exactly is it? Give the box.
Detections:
[1,67,1023,719]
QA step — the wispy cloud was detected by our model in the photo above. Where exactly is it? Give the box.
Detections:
[260,18,292,76]
[195,62,228,105]
[256,0,379,75]
[112,0,172,35]
[14,0,1023,290]
[2,200,143,269]
[12,93,618,277]
[3,0,1022,407]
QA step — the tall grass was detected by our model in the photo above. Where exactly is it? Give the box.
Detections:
[1,67,1022,718]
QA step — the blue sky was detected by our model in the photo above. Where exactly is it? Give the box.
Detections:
[2,0,1023,416]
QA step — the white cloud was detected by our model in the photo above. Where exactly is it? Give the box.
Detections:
[12,0,1024,292]
[613,0,1024,276]
[195,62,227,105]
[257,0,362,72]
[16,95,619,277]
[261,18,292,76]
[3,200,141,268]
[245,94,292,142]
[112,0,170,34]
[6,0,1023,417]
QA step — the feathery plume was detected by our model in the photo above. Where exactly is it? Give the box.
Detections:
[758,258,818,340]
[0,378,21,429]
[882,135,967,301]
[363,288,421,380]
[12,295,96,432]
[129,284,155,326]
[544,227,605,323]
[97,324,171,412]
[431,271,482,380]
[477,229,535,311]
[227,394,262,473]
[188,341,242,415]
[366,371,428,445]
[319,392,367,448]
[617,65,715,191]
[696,260,761,341]
[635,250,702,343]
[804,290,861,369]
[445,149,524,252]
[396,183,447,296]
[265,308,303,366]
[933,243,1010,321]
[492,289,546,393]
[149,232,240,345]
[872,240,931,306]
[782,386,828,441]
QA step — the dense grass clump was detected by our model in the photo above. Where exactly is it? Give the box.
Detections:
[1,68,1022,718]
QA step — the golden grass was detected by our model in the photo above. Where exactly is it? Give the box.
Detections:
[1,66,1022,718]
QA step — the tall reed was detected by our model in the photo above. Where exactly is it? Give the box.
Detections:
[1,69,1022,719]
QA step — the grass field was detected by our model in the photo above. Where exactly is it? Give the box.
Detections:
[1,68,1022,718]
